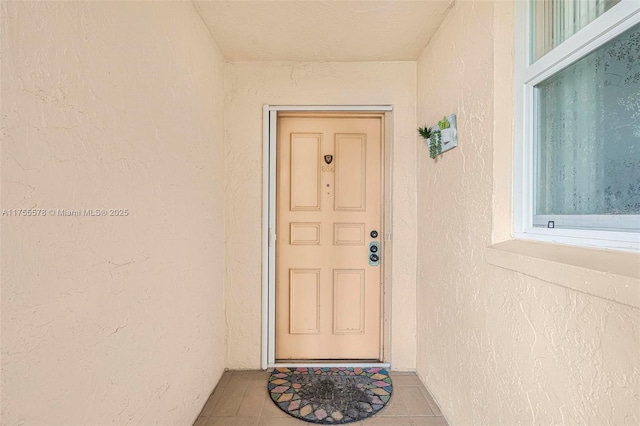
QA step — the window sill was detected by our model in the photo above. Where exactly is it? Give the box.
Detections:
[486,239,640,308]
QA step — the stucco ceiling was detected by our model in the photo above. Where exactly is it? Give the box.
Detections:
[193,1,454,62]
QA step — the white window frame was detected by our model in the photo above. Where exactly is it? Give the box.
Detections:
[514,0,640,252]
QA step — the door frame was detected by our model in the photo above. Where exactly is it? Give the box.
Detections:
[261,105,394,369]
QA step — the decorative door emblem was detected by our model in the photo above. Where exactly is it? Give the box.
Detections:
[324,155,333,165]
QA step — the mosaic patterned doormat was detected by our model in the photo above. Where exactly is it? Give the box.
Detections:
[268,367,392,424]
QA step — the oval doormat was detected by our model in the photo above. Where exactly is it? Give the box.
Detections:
[268,367,392,424]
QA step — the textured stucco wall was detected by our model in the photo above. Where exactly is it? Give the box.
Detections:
[415,1,640,425]
[1,2,226,424]
[224,61,418,370]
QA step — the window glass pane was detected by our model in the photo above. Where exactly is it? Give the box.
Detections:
[531,0,620,62]
[535,24,640,218]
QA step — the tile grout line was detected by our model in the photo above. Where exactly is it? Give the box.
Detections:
[213,371,240,417]
[232,372,251,418]
[209,372,231,415]
[256,380,267,422]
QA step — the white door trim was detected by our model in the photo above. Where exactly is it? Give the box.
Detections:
[262,105,393,369]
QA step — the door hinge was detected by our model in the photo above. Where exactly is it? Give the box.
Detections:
[269,228,276,247]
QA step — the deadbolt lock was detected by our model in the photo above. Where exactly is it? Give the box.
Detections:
[369,241,380,266]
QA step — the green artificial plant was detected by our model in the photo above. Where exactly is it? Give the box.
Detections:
[417,116,452,159]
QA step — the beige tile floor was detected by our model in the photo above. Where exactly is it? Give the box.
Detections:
[194,370,449,426]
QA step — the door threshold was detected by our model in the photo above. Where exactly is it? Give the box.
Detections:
[269,361,390,369]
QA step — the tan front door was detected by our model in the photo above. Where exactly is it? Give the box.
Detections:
[275,112,383,360]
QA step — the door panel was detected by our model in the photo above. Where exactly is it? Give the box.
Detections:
[289,269,321,334]
[290,133,322,211]
[290,222,321,245]
[333,223,365,246]
[334,134,367,211]
[333,269,365,334]
[276,113,383,360]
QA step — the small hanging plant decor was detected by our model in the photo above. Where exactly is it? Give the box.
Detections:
[418,125,440,159]
[417,114,458,160]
